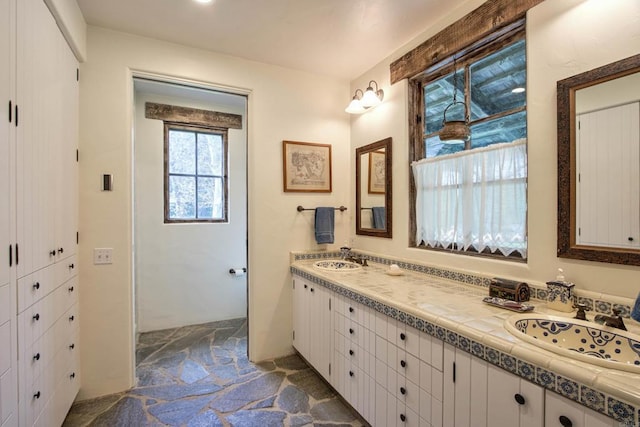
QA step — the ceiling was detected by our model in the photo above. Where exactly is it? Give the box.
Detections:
[76,0,466,80]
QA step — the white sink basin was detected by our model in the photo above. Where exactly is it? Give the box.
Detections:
[504,314,640,373]
[313,260,362,271]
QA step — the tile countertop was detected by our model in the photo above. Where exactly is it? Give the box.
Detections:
[290,257,640,419]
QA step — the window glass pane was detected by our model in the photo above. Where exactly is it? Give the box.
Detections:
[469,39,526,121]
[169,175,196,219]
[424,69,465,135]
[425,134,465,158]
[169,130,196,174]
[197,133,223,176]
[197,177,223,219]
[470,110,527,149]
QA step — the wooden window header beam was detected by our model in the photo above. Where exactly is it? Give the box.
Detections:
[145,102,243,129]
[390,0,544,84]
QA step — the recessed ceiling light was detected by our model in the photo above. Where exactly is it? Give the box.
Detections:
[194,0,213,3]
[512,87,525,93]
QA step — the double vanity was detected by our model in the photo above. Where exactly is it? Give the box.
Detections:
[290,251,640,427]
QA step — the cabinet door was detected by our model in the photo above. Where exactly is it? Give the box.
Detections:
[0,0,13,290]
[308,284,331,380]
[443,344,488,427]
[487,365,543,427]
[292,277,309,359]
[545,392,616,427]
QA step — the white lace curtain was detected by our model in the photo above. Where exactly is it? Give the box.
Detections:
[412,139,527,257]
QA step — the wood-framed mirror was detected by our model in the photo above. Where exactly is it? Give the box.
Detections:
[356,137,392,238]
[557,53,640,265]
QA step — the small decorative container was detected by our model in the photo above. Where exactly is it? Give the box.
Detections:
[489,278,530,302]
[546,268,575,312]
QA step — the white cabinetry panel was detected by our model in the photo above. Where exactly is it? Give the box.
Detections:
[545,392,616,427]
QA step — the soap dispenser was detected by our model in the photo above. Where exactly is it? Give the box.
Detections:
[546,268,575,312]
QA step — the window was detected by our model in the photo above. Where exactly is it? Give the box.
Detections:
[410,24,527,259]
[164,124,228,223]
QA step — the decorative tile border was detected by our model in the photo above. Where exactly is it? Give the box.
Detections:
[290,265,639,425]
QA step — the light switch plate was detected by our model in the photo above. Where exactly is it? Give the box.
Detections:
[94,248,113,265]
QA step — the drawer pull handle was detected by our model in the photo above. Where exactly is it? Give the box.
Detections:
[304,284,307,289]
[400,360,406,368]
[69,315,75,321]
[349,307,354,313]
[70,372,76,379]
[349,328,354,334]
[400,387,406,395]
[69,263,74,269]
[400,414,406,422]
[68,286,74,292]
[349,371,354,377]
[33,353,40,361]
[514,393,525,405]
[33,391,41,400]
[49,250,56,257]
[58,247,64,254]
[33,282,40,290]
[400,333,406,341]
[349,349,354,356]
[69,343,75,350]
[559,415,573,427]
[310,288,314,293]
[32,313,40,321]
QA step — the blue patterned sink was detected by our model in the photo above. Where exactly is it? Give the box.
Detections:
[504,314,640,373]
[313,260,362,271]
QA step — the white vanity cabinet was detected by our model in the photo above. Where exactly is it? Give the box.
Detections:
[292,276,332,381]
[487,365,544,427]
[545,391,617,427]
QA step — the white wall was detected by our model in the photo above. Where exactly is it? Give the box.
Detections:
[133,88,247,332]
[351,0,640,298]
[79,27,350,399]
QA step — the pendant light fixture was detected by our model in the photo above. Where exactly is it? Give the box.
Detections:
[439,57,470,143]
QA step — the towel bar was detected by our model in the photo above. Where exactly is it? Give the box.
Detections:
[297,205,347,212]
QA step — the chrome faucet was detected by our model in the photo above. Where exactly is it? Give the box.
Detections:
[345,254,368,266]
[594,308,627,331]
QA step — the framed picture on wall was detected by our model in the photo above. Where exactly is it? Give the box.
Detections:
[282,140,332,192]
[368,150,386,194]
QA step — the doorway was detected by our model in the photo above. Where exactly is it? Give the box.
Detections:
[132,77,248,343]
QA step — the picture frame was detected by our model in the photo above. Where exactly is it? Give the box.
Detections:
[368,150,386,194]
[282,140,332,192]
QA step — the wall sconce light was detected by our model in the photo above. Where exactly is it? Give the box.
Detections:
[345,80,384,114]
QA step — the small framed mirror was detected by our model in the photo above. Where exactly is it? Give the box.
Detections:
[356,137,392,238]
[557,54,640,265]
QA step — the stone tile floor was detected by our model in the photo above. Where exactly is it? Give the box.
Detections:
[63,318,367,426]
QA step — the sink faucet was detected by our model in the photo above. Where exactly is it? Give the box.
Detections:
[594,308,627,331]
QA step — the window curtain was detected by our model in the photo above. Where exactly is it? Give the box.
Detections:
[412,139,527,257]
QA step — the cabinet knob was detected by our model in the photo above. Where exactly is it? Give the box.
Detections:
[400,360,406,368]
[33,391,41,400]
[69,263,74,269]
[349,307,354,313]
[58,247,64,254]
[32,313,40,321]
[400,387,406,395]
[33,353,40,361]
[514,393,525,405]
[68,286,74,292]
[69,343,75,350]
[70,372,76,379]
[33,282,40,290]
[349,349,354,356]
[629,237,634,242]
[400,414,406,422]
[69,315,75,321]
[310,288,314,293]
[400,333,406,341]
[349,328,354,334]
[349,371,354,377]
[49,250,56,257]
[304,284,307,289]
[559,415,573,427]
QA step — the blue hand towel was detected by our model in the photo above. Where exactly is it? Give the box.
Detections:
[372,206,386,229]
[315,207,335,244]
[632,292,640,322]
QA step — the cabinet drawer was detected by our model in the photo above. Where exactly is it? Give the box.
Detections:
[55,254,77,287]
[0,284,10,324]
[17,264,55,314]
[396,376,420,414]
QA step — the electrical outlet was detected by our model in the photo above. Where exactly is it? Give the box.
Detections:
[94,248,113,265]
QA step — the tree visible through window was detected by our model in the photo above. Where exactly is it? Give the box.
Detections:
[165,124,228,223]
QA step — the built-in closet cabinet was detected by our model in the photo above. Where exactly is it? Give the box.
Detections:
[0,0,80,425]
